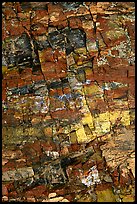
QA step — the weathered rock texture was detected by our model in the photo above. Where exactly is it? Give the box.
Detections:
[2,2,135,202]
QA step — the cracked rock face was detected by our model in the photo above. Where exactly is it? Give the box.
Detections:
[2,2,135,202]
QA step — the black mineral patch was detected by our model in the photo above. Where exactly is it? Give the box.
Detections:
[48,31,65,49]
[66,29,86,49]
[60,2,83,11]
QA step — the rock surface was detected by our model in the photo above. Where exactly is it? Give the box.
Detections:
[2,2,135,202]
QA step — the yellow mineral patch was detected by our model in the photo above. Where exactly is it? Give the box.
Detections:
[85,133,95,142]
[109,110,121,124]
[38,51,44,63]
[2,65,8,75]
[84,84,102,95]
[15,127,24,137]
[77,60,83,66]
[98,111,110,122]
[109,110,130,126]
[122,195,134,202]
[82,112,94,128]
[94,123,102,136]
[76,126,89,143]
[85,67,93,76]
[93,111,110,135]
[100,121,111,133]
[26,127,41,136]
[77,109,131,142]
[74,47,87,55]
[69,130,77,144]
[121,110,130,126]
[96,188,116,202]
[82,97,88,107]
